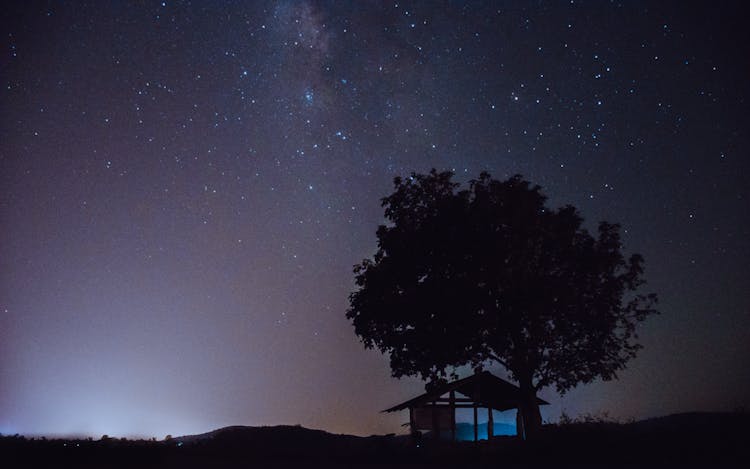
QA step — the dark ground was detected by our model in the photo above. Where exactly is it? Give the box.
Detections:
[2,412,747,468]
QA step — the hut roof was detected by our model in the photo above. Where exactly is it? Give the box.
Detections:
[383,371,549,413]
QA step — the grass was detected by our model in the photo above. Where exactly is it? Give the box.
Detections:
[2,412,747,468]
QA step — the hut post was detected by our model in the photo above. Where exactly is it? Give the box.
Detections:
[487,407,494,439]
[432,400,439,439]
[473,405,478,441]
[473,376,479,441]
[449,391,456,441]
[409,407,415,435]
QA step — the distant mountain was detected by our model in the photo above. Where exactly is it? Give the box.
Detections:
[174,424,360,445]
[631,411,748,432]
[171,424,406,459]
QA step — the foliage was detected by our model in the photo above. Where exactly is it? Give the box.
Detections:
[347,170,658,434]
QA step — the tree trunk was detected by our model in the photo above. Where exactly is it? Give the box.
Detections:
[515,408,525,439]
[518,374,542,440]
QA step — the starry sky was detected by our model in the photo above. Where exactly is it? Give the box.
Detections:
[1,1,748,439]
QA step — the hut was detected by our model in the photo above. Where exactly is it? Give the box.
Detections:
[383,370,549,440]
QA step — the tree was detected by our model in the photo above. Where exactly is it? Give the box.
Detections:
[347,170,658,438]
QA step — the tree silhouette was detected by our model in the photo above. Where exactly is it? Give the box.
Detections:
[347,170,658,438]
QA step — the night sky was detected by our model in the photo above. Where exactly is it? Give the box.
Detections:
[1,1,748,439]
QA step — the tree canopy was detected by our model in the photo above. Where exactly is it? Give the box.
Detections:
[347,170,658,436]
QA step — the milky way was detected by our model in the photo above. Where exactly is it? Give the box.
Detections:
[1,1,748,438]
